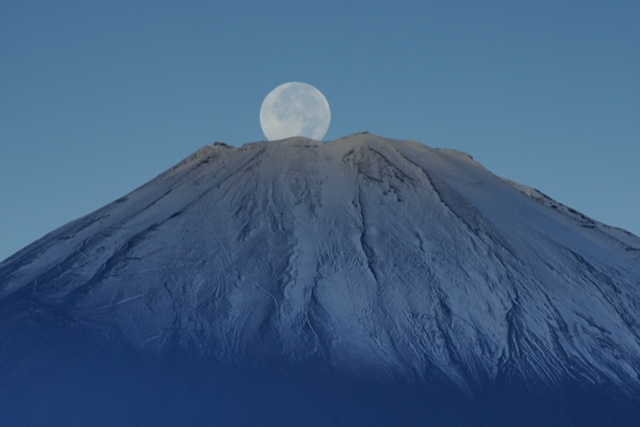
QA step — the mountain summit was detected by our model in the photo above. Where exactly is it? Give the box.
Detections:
[1,134,639,426]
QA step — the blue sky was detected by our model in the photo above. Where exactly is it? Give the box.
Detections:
[1,1,639,261]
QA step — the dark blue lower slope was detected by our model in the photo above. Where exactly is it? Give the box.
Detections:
[0,306,638,427]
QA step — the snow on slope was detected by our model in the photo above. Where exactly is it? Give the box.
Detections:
[1,133,639,394]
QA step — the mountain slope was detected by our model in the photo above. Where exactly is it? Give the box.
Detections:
[1,134,640,426]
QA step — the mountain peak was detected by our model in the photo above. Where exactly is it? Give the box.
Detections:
[1,133,639,401]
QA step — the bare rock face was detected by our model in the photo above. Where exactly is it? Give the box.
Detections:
[1,134,640,426]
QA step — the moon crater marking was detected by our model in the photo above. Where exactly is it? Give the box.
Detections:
[260,82,331,141]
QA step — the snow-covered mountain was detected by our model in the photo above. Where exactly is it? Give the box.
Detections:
[1,133,639,426]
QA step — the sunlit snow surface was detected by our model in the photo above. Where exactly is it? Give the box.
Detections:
[1,134,639,426]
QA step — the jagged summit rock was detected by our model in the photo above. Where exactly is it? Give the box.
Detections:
[1,134,639,426]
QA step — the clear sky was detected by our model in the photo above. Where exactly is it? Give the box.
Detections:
[1,1,639,261]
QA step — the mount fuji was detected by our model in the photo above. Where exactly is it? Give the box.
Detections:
[1,133,639,426]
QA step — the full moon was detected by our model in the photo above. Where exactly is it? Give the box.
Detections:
[260,82,331,141]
